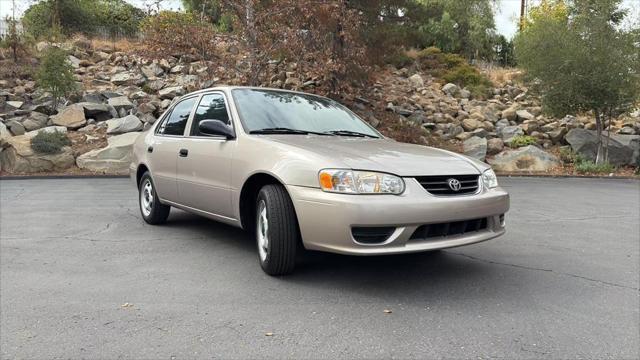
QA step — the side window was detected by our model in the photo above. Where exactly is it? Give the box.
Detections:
[191,93,231,136]
[158,97,196,136]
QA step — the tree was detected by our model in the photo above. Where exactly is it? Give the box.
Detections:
[1,16,26,62]
[515,0,640,164]
[494,35,515,67]
[181,0,231,29]
[36,47,78,109]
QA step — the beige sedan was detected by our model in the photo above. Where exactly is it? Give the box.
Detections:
[130,86,509,275]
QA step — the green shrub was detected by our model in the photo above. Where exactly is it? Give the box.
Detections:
[508,135,537,148]
[386,51,414,69]
[36,47,78,108]
[575,160,615,174]
[558,146,575,164]
[31,130,71,154]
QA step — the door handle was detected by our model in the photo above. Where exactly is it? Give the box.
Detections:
[179,148,189,157]
[147,146,153,153]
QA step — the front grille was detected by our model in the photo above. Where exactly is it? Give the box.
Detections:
[410,218,488,240]
[415,174,480,196]
[352,227,395,244]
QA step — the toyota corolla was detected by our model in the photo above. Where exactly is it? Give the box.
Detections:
[131,86,510,275]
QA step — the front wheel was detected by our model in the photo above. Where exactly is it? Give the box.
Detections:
[139,172,170,225]
[256,184,299,275]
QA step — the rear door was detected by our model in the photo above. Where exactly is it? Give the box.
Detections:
[148,96,197,202]
[176,92,236,219]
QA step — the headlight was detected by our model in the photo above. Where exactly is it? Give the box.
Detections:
[482,168,498,189]
[319,169,405,194]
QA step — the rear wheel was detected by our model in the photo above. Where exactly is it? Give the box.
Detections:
[139,172,170,225]
[256,184,299,275]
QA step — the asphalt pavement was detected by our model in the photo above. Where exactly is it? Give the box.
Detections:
[1,177,638,359]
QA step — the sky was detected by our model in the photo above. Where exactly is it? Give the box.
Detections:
[1,0,638,39]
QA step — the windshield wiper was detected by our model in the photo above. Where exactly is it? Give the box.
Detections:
[327,130,379,138]
[249,127,333,136]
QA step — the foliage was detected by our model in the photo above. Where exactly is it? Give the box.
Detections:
[574,159,615,174]
[140,11,218,60]
[416,0,497,60]
[416,48,492,97]
[514,0,640,164]
[494,35,516,67]
[508,135,537,148]
[386,52,414,69]
[181,0,233,31]
[35,47,78,108]
[31,130,71,154]
[22,0,145,39]
[0,16,32,62]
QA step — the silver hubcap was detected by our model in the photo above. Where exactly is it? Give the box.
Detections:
[257,200,269,262]
[141,179,154,217]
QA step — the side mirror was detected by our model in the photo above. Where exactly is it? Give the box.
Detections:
[198,119,235,139]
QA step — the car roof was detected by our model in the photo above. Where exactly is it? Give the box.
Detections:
[185,86,332,100]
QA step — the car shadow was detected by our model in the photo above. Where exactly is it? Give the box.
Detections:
[163,210,506,298]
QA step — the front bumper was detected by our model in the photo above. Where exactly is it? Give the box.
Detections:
[287,178,509,255]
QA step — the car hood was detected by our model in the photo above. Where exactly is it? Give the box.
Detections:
[264,135,484,176]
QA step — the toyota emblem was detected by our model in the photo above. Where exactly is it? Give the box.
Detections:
[447,178,462,191]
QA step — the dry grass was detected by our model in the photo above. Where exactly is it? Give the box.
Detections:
[484,67,523,86]
[90,38,140,53]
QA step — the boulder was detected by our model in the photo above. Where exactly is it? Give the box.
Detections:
[52,104,87,129]
[158,86,186,100]
[6,101,23,109]
[0,121,12,146]
[408,74,424,88]
[7,120,25,135]
[462,118,482,131]
[565,128,637,166]
[548,128,567,144]
[488,145,561,172]
[463,136,488,161]
[0,130,75,173]
[487,138,504,155]
[442,83,458,96]
[516,109,534,121]
[76,132,140,174]
[501,107,517,121]
[106,115,143,134]
[107,96,135,112]
[141,63,164,78]
[499,125,524,142]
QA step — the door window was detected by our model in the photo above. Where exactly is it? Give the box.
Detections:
[190,93,231,136]
[158,97,197,136]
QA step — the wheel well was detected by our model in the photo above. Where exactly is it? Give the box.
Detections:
[239,173,283,230]
[136,164,149,188]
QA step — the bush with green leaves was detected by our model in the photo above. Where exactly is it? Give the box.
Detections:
[574,160,615,174]
[508,135,537,148]
[22,0,145,39]
[36,47,78,109]
[30,130,71,154]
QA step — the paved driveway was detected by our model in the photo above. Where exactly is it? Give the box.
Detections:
[1,177,638,359]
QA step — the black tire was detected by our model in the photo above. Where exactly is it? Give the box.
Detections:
[139,172,170,225]
[255,184,299,275]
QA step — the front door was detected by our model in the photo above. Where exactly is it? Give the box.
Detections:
[149,96,197,202]
[176,92,235,219]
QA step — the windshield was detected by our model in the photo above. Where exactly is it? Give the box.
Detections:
[232,89,381,137]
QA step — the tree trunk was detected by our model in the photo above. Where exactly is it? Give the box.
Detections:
[594,110,605,165]
[329,1,347,96]
[245,0,258,86]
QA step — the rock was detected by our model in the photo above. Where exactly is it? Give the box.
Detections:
[487,138,504,155]
[6,101,23,109]
[548,128,567,144]
[22,113,48,131]
[0,131,75,173]
[565,128,636,166]
[442,83,458,96]
[618,127,636,135]
[489,145,561,172]
[7,120,25,135]
[107,96,135,112]
[408,74,424,88]
[141,63,164,78]
[158,86,186,100]
[516,110,534,121]
[111,72,132,85]
[106,115,143,134]
[0,121,13,146]
[502,107,517,121]
[137,102,157,115]
[462,118,482,131]
[68,55,81,68]
[284,77,302,89]
[170,64,186,74]
[52,104,87,129]
[76,132,140,174]
[463,136,487,161]
[407,112,428,125]
[459,89,471,99]
[499,125,524,142]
